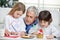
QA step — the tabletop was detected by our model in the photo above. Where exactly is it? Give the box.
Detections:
[0,35,58,40]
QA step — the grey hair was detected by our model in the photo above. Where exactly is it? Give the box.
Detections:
[27,6,38,16]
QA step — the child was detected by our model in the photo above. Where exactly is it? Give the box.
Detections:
[4,2,26,37]
[37,10,60,39]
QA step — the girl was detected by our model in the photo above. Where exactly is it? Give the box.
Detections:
[4,2,26,37]
[37,10,60,39]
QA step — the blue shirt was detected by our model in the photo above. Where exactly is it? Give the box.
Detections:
[25,19,38,34]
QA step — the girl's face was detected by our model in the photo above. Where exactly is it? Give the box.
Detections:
[13,11,23,18]
[39,20,49,28]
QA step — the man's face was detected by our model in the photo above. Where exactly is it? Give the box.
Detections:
[25,11,36,25]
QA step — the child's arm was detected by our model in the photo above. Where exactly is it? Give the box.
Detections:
[19,18,26,32]
[4,16,11,32]
[46,25,60,39]
[52,25,60,38]
[4,16,11,36]
[46,34,54,39]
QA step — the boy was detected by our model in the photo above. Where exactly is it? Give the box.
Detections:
[37,10,60,39]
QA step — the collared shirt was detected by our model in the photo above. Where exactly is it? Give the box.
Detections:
[24,19,38,34]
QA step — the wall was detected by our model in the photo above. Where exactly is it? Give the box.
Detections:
[0,8,60,28]
[0,8,11,28]
[0,0,60,29]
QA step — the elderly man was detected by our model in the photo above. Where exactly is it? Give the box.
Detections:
[24,6,38,34]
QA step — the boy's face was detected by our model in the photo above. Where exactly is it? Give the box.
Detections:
[39,20,49,28]
[13,11,23,18]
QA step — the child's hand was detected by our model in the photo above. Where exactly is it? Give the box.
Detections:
[11,32,18,35]
[4,29,11,36]
[46,35,54,39]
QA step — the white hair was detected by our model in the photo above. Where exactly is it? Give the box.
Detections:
[27,6,38,16]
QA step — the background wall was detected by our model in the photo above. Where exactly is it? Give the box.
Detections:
[0,8,11,28]
[0,0,60,29]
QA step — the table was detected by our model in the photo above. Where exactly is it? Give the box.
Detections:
[0,35,58,40]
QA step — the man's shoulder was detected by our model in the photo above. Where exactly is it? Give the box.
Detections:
[33,19,38,25]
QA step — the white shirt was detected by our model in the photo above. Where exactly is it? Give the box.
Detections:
[44,25,59,36]
[30,23,60,37]
[4,15,26,32]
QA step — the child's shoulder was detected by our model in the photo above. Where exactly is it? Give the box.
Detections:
[5,15,13,20]
[48,24,57,29]
[5,15,11,18]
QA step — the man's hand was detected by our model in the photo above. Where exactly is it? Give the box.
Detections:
[20,31,26,37]
[31,32,37,35]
